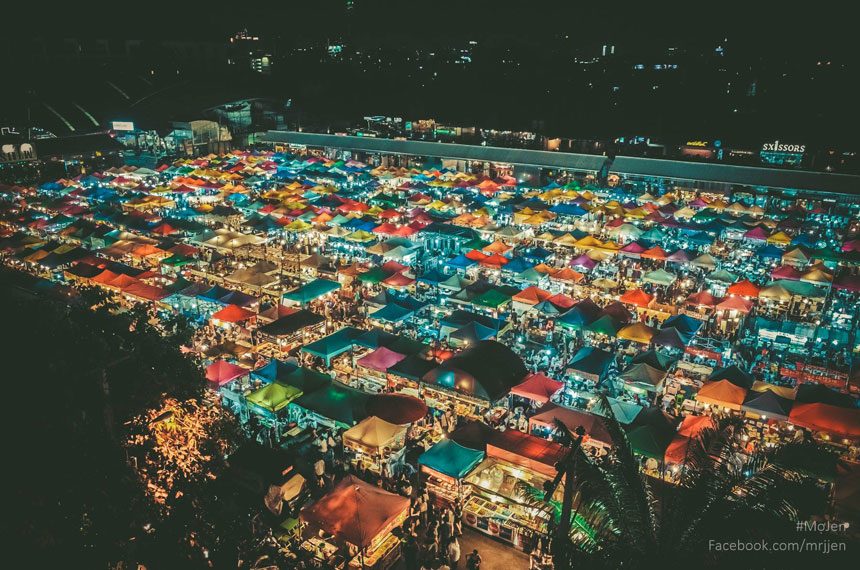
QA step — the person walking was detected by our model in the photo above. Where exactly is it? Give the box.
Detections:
[447,537,461,569]
[466,549,482,570]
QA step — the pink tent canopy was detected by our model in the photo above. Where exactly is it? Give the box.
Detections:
[205,360,247,386]
[509,373,564,404]
[771,265,803,280]
[744,226,768,241]
[357,347,407,373]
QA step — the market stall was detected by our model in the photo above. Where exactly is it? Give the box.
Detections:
[418,438,486,507]
[343,416,408,476]
[462,429,568,551]
[300,475,409,570]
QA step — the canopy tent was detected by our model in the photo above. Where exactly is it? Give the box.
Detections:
[619,288,654,307]
[343,416,407,451]
[387,354,438,382]
[642,268,677,286]
[282,278,341,305]
[664,415,716,465]
[205,359,247,386]
[529,404,613,447]
[695,380,747,410]
[419,439,486,479]
[300,475,409,548]
[750,380,796,400]
[246,382,303,413]
[509,372,564,404]
[567,347,613,382]
[365,393,429,424]
[741,390,794,421]
[789,403,860,438]
[486,429,569,479]
[708,365,755,389]
[617,322,656,344]
[294,382,370,427]
[356,346,407,373]
[620,363,668,393]
[422,340,527,403]
[592,397,644,425]
[585,314,621,337]
[632,348,676,371]
[211,303,255,323]
[251,358,300,384]
[627,424,675,461]
[301,327,361,365]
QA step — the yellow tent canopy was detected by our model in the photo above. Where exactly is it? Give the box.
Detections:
[343,416,407,451]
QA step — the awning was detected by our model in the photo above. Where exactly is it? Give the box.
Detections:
[419,439,485,479]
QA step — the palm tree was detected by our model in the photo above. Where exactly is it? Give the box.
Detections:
[529,396,832,569]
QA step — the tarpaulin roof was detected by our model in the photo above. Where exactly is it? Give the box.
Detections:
[251,359,300,384]
[627,424,674,460]
[258,309,324,337]
[300,475,409,548]
[343,416,407,450]
[246,382,303,413]
[205,359,247,386]
[696,380,748,410]
[301,327,362,359]
[620,288,654,307]
[422,340,527,402]
[365,393,428,424]
[486,429,568,479]
[618,322,656,344]
[726,279,761,297]
[708,365,755,389]
[211,303,255,323]
[620,363,667,392]
[741,390,794,420]
[419,439,485,479]
[509,372,564,404]
[294,382,369,427]
[357,346,407,372]
[567,347,613,381]
[283,278,341,304]
[529,404,613,446]
[789,403,860,438]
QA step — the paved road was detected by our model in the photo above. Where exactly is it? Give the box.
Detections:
[393,527,529,569]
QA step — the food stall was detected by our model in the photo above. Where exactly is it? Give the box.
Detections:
[343,416,408,476]
[355,346,407,390]
[418,439,485,507]
[461,429,569,552]
[300,475,409,570]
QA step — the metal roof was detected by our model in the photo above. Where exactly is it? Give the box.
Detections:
[261,131,860,195]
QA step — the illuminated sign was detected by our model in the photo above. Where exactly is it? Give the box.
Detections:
[111,121,135,131]
[685,140,709,147]
[761,140,805,153]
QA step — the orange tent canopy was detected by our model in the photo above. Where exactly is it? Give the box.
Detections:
[512,286,552,306]
[789,403,860,438]
[726,279,761,298]
[620,288,654,307]
[695,380,747,410]
[212,304,255,323]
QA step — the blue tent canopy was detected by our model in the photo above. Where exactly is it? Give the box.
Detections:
[250,359,300,384]
[662,314,703,335]
[418,439,485,479]
[550,203,588,217]
[283,278,341,305]
[501,257,533,274]
[445,254,477,270]
[302,327,362,361]
[370,303,414,323]
[757,244,784,259]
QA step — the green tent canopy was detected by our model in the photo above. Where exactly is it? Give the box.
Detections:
[283,278,341,305]
[419,439,485,479]
[294,382,369,427]
[246,382,303,413]
[626,424,674,460]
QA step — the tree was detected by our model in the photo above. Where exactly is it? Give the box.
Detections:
[541,396,842,569]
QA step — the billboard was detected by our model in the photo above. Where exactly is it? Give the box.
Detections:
[111,121,135,131]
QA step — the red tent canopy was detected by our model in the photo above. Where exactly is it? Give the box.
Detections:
[715,295,753,313]
[726,279,761,298]
[510,373,564,404]
[366,393,428,425]
[620,288,654,307]
[789,403,860,438]
[205,360,247,386]
[212,304,255,323]
[529,404,613,446]
[300,475,409,548]
[686,290,720,307]
[487,429,569,479]
[677,414,716,437]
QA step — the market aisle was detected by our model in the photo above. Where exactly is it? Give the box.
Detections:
[392,527,529,569]
[458,528,530,569]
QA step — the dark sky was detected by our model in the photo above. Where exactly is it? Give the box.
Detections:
[9,0,857,57]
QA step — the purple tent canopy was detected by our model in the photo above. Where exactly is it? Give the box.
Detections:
[652,327,689,349]
[667,249,691,263]
[571,254,597,271]
[357,347,407,373]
